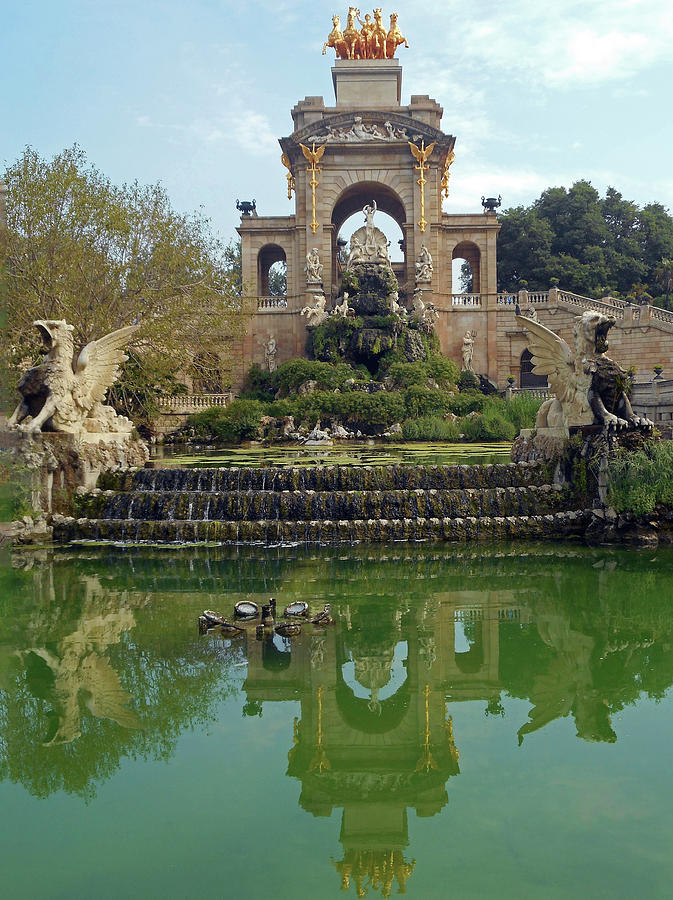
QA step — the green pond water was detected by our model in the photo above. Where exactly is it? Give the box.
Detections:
[154,441,512,468]
[2,541,673,899]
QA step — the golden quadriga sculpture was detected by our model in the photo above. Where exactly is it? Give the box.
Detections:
[322,9,408,60]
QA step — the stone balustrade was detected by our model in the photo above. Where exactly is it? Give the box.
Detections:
[157,393,233,413]
[257,296,289,310]
[450,294,482,307]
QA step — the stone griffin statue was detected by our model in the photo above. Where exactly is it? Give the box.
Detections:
[516,311,652,433]
[8,320,138,436]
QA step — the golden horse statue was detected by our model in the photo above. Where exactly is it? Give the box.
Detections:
[322,14,348,58]
[386,12,409,58]
[343,6,361,60]
[372,8,388,58]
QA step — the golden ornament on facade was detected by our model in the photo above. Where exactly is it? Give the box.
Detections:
[322,9,409,59]
[281,152,295,200]
[409,139,436,233]
[299,141,326,235]
[440,149,456,200]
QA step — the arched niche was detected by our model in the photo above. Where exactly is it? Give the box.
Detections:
[331,182,407,285]
[257,244,287,297]
[452,241,481,293]
[520,349,548,388]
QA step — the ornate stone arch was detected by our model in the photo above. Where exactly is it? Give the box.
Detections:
[257,243,287,297]
[451,240,482,293]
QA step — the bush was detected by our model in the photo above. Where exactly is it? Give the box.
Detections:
[402,416,461,441]
[503,392,542,432]
[388,362,431,388]
[607,441,673,514]
[447,390,485,416]
[460,408,516,442]
[188,398,265,442]
[243,364,275,401]
[458,370,479,391]
[404,385,453,418]
[274,358,356,395]
[425,354,460,387]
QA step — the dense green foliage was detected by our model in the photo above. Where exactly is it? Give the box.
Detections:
[497,181,673,307]
[607,441,673,514]
[2,145,250,420]
[188,359,541,444]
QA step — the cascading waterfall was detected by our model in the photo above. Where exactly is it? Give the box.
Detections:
[61,462,591,546]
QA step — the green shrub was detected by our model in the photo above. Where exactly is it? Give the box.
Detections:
[388,362,430,388]
[461,409,516,442]
[274,358,355,395]
[425,354,460,387]
[607,441,673,514]
[458,370,479,391]
[404,385,452,418]
[447,390,485,416]
[402,416,461,441]
[342,392,406,432]
[243,363,275,401]
[188,398,265,442]
[502,392,542,432]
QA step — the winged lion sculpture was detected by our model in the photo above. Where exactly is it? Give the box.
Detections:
[8,319,138,436]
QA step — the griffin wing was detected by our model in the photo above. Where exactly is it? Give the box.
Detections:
[515,315,575,403]
[75,324,138,409]
[313,143,326,163]
[281,152,291,171]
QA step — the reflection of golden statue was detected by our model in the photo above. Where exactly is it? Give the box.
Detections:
[323,10,409,59]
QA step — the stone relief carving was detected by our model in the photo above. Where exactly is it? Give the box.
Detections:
[415,244,433,283]
[462,330,476,372]
[263,335,277,373]
[304,247,323,284]
[8,320,137,436]
[306,116,408,144]
[517,310,654,432]
[301,295,329,328]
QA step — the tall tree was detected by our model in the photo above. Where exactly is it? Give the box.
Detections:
[496,180,673,302]
[1,146,253,418]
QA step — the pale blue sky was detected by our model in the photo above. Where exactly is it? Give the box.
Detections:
[3,0,672,245]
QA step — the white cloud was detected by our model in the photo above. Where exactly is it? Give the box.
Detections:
[396,0,673,88]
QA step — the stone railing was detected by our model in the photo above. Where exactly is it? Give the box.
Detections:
[257,296,288,310]
[507,387,551,401]
[157,393,234,413]
[451,293,482,307]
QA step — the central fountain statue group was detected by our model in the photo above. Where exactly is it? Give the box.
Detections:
[323,8,409,60]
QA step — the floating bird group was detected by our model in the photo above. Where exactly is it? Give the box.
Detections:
[198,597,334,639]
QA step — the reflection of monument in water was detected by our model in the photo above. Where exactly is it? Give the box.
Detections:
[243,591,528,896]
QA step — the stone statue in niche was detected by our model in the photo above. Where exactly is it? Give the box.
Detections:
[263,335,277,372]
[462,330,476,371]
[8,319,137,436]
[346,202,390,267]
[517,310,654,433]
[415,244,433,283]
[304,248,323,284]
[301,295,329,328]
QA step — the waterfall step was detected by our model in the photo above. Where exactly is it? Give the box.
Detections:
[55,510,592,545]
[106,462,550,494]
[83,485,570,522]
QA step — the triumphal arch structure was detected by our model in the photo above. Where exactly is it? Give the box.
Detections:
[237,15,500,382]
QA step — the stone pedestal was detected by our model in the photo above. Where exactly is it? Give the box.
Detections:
[332,59,402,107]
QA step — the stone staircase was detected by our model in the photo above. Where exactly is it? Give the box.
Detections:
[54,463,591,545]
